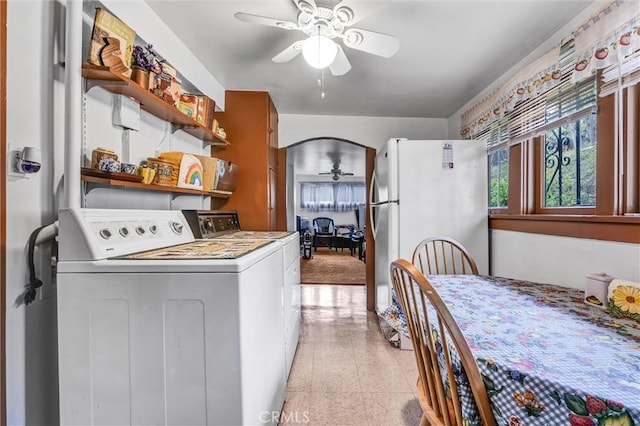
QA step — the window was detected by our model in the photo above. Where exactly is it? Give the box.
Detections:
[543,114,596,207]
[300,182,365,212]
[460,2,640,243]
[489,147,509,208]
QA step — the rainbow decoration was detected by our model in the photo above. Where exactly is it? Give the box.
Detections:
[177,154,204,190]
[183,163,203,186]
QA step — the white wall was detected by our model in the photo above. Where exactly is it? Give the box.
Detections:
[446,1,639,288]
[491,230,640,289]
[279,114,449,150]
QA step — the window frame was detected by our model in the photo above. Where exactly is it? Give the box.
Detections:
[534,112,597,214]
[489,79,640,244]
[488,146,510,209]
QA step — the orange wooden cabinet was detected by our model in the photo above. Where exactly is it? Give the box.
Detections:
[216,91,279,231]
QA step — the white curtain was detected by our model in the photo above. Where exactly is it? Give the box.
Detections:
[335,183,366,212]
[300,182,365,212]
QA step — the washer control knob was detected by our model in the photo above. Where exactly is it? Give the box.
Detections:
[135,226,146,236]
[170,221,183,235]
[119,227,129,237]
[149,225,158,234]
[99,228,112,240]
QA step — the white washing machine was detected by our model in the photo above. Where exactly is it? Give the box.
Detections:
[182,210,301,378]
[57,208,286,426]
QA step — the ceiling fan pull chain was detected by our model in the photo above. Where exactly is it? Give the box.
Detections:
[321,69,326,99]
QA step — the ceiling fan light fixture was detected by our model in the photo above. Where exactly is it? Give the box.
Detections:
[332,174,340,181]
[302,35,338,69]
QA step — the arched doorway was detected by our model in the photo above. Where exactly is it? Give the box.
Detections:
[280,137,376,311]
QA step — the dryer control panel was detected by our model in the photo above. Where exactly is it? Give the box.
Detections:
[182,210,241,239]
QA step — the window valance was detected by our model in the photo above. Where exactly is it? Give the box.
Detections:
[572,0,639,83]
[460,47,562,138]
[461,0,639,139]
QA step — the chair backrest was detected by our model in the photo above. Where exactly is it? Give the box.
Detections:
[390,259,496,426]
[313,217,335,234]
[412,237,478,275]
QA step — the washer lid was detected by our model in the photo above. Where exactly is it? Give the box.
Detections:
[120,239,273,260]
[57,240,282,274]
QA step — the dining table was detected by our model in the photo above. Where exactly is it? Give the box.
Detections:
[380,275,640,426]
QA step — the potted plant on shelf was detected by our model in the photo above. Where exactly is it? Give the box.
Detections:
[130,44,164,89]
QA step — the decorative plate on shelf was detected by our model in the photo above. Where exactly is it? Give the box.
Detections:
[81,167,144,183]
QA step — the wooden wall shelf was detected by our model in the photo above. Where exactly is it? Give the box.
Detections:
[82,64,230,147]
[81,172,232,198]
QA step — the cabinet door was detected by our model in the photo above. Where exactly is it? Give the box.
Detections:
[268,98,278,168]
[268,166,277,231]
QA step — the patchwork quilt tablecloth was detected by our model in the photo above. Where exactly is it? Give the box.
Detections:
[380,275,640,426]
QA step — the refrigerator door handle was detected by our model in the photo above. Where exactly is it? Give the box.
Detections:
[369,170,378,239]
[370,204,379,241]
[369,167,377,205]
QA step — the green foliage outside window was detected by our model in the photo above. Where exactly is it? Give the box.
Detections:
[544,115,596,207]
[489,147,509,208]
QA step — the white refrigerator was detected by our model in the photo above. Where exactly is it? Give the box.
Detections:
[370,138,489,314]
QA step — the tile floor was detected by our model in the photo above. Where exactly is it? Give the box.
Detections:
[280,284,423,425]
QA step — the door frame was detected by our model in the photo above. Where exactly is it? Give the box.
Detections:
[1,0,7,422]
[278,140,376,311]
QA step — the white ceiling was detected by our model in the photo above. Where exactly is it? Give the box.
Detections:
[144,0,595,175]
[288,138,367,177]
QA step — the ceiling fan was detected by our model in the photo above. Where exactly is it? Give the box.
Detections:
[234,0,400,76]
[319,163,355,180]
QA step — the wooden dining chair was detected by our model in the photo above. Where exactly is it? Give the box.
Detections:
[390,259,496,426]
[412,237,479,275]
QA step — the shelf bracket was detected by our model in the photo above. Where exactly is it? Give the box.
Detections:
[84,78,129,93]
[171,123,199,134]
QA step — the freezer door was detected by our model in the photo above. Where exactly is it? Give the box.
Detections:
[372,201,399,313]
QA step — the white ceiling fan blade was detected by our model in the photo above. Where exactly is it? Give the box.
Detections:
[342,28,400,58]
[234,12,299,30]
[293,0,318,15]
[272,40,304,63]
[332,1,391,26]
[329,45,351,76]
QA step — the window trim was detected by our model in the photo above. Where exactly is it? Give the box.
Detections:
[533,133,597,215]
[489,214,640,244]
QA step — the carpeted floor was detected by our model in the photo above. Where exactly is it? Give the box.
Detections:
[300,247,366,285]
